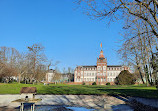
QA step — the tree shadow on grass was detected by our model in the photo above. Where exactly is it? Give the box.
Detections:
[97,88,158,111]
[97,88,158,99]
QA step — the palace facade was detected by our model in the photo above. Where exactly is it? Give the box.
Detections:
[74,48,129,85]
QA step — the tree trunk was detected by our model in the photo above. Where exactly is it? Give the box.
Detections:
[137,66,145,84]
[18,73,21,83]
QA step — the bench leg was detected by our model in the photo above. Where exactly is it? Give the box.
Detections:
[20,103,24,111]
[33,103,35,111]
[20,103,21,111]
[31,104,32,111]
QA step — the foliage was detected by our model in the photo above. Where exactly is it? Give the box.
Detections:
[82,82,85,85]
[115,70,136,85]
[156,80,158,90]
[106,82,110,85]
[92,82,97,85]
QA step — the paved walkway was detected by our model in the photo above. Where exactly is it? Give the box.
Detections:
[0,95,158,111]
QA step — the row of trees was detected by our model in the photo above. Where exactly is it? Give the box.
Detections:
[0,43,55,83]
[77,0,158,86]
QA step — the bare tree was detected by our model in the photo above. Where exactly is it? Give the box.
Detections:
[0,44,58,84]
[53,72,61,83]
[76,0,158,38]
[0,47,19,83]
[27,43,47,83]
[16,53,28,83]
[118,17,157,85]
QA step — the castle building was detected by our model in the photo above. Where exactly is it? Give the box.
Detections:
[74,44,129,84]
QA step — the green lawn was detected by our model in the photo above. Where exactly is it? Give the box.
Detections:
[0,83,157,99]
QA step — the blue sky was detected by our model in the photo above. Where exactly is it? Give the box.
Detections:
[0,0,124,72]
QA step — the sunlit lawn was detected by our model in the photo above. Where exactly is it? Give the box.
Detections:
[0,83,157,99]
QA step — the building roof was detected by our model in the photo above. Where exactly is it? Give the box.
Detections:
[77,65,123,68]
[20,87,37,94]
[82,65,97,68]
[48,69,55,73]
[107,65,123,67]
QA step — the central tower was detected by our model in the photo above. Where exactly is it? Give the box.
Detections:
[96,43,107,84]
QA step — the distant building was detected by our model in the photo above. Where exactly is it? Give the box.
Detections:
[45,69,55,83]
[61,73,74,82]
[74,44,130,85]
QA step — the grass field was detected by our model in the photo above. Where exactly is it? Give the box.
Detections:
[0,83,157,99]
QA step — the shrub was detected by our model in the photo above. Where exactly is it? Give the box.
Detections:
[115,70,136,85]
[156,80,158,90]
[0,77,2,83]
[92,82,97,85]
[106,82,110,85]
[82,82,85,85]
